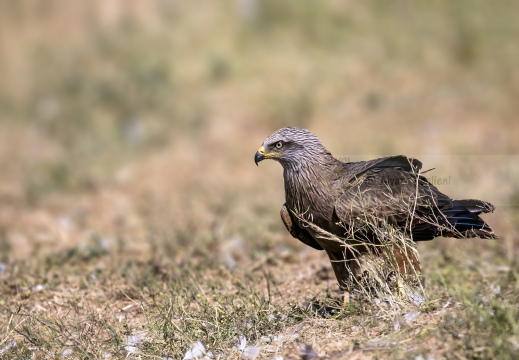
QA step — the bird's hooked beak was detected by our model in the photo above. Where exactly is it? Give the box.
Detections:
[255,145,282,165]
[254,146,265,166]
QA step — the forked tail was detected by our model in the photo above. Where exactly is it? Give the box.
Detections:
[440,199,497,239]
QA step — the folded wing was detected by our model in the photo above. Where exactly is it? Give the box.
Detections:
[334,156,496,241]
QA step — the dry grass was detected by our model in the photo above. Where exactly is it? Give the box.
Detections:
[1,1,519,359]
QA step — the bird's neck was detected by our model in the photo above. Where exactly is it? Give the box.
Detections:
[282,153,341,217]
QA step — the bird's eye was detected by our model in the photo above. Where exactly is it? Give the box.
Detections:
[275,142,283,149]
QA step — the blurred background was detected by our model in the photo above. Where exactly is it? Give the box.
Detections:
[1,0,518,263]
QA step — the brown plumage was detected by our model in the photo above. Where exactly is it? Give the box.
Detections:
[255,127,496,291]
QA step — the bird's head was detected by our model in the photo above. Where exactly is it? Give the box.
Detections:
[255,127,328,168]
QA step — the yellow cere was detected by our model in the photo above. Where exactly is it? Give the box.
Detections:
[257,146,280,158]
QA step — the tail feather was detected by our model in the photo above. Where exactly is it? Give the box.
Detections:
[439,199,497,239]
[453,199,495,214]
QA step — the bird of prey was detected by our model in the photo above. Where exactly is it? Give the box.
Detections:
[254,127,496,291]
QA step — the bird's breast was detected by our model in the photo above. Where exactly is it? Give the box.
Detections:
[284,173,336,229]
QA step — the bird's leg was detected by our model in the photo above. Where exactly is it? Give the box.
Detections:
[342,290,350,305]
[392,245,421,275]
[326,250,352,304]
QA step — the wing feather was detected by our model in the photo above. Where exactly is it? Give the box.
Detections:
[280,203,324,250]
